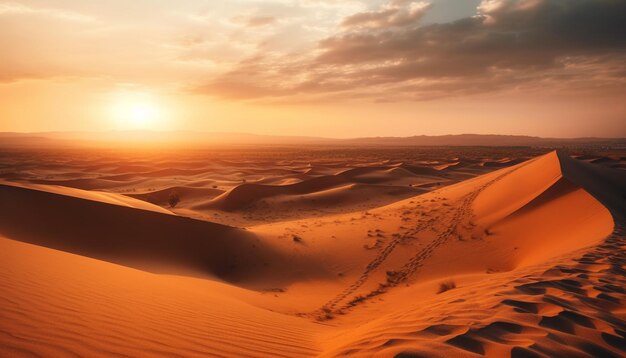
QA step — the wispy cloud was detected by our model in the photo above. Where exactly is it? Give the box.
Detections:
[341,1,431,29]
[233,15,277,27]
[0,1,95,23]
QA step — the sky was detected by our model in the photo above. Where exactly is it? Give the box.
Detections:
[0,0,625,138]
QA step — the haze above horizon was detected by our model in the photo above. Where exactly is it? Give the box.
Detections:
[2,130,625,140]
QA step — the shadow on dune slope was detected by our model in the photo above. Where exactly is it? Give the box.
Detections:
[0,183,325,285]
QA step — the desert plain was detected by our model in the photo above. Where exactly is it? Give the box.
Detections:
[0,143,625,357]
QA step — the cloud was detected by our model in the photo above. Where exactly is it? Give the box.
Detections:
[245,16,277,27]
[0,1,94,23]
[230,14,278,27]
[196,0,626,102]
[341,1,432,29]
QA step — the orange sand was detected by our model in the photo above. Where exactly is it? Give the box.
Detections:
[1,149,624,357]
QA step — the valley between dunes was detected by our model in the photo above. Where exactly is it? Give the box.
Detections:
[1,148,625,357]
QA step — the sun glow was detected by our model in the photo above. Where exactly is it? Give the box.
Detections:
[109,91,164,130]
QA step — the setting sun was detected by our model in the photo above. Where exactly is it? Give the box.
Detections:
[109,92,163,129]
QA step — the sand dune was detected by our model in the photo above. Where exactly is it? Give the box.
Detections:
[320,226,626,357]
[0,182,328,286]
[1,180,173,214]
[210,183,427,218]
[246,151,615,318]
[0,236,321,358]
[559,151,626,223]
[201,166,441,215]
[306,151,623,356]
[127,185,224,206]
[1,148,624,357]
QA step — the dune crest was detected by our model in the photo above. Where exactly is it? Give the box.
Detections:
[1,180,173,214]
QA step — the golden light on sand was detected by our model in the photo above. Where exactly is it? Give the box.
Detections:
[109,91,164,129]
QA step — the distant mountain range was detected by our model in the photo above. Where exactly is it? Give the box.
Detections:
[1,131,624,148]
[342,134,626,147]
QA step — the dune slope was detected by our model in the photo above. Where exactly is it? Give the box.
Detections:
[309,151,622,356]
[0,236,321,358]
[0,182,326,285]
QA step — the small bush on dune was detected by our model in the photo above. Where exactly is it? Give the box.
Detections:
[437,280,456,294]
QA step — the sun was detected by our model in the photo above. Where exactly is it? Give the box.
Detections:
[127,103,157,127]
[109,91,163,130]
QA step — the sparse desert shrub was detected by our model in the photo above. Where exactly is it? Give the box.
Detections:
[292,235,303,243]
[437,280,456,294]
[168,191,180,208]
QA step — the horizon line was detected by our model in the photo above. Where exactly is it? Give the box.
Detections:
[2,130,625,141]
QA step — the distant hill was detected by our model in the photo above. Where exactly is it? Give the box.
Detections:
[0,131,624,148]
[344,134,626,147]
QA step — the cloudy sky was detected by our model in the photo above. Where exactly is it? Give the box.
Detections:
[1,0,625,137]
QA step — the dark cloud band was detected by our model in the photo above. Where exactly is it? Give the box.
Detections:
[198,0,626,101]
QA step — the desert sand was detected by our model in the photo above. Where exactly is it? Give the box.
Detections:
[0,146,625,357]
